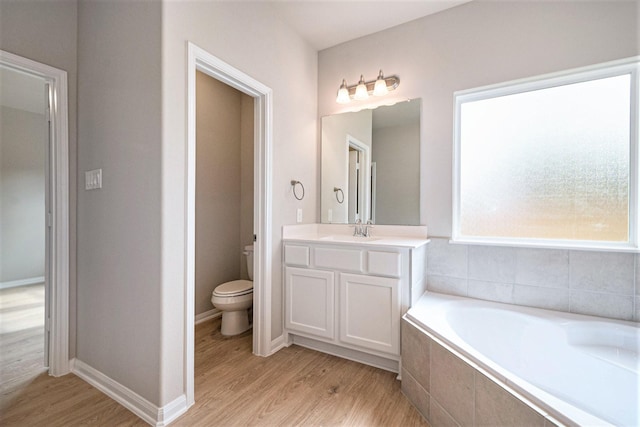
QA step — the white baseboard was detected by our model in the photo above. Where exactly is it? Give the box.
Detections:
[72,358,188,426]
[0,276,45,290]
[195,308,221,325]
[269,334,288,355]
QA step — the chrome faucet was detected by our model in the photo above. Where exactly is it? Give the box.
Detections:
[352,219,363,236]
[362,220,374,237]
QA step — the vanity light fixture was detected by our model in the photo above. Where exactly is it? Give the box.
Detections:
[336,79,350,104]
[354,75,369,100]
[373,70,389,96]
[335,70,400,104]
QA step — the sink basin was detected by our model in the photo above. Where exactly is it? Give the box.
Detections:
[319,235,383,243]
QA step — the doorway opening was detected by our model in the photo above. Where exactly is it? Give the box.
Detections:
[0,50,70,379]
[186,43,273,406]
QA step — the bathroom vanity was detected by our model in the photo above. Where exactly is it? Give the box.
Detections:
[282,224,429,372]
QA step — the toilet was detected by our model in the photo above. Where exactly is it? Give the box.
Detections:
[211,244,254,336]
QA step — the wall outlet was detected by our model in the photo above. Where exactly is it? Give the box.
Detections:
[296,208,302,223]
[85,169,102,190]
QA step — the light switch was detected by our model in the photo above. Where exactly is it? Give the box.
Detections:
[85,169,102,190]
[296,208,302,223]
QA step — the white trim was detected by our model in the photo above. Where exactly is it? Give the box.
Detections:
[453,55,640,251]
[346,134,371,222]
[0,276,45,290]
[0,50,70,376]
[186,42,273,408]
[72,359,188,427]
[194,308,221,325]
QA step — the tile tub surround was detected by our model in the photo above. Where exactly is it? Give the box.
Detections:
[402,319,561,427]
[426,238,639,322]
[401,320,559,427]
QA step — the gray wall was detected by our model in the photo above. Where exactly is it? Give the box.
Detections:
[319,1,639,321]
[319,1,639,235]
[0,0,78,355]
[77,0,163,404]
[195,71,253,316]
[372,122,419,225]
[0,106,45,283]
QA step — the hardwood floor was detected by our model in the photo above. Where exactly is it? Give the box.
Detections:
[0,284,47,396]
[1,305,428,426]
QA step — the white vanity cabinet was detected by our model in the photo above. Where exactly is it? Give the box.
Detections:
[283,238,427,372]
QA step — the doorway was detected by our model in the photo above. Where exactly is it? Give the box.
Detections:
[186,43,273,406]
[0,50,70,378]
[194,71,254,322]
[0,64,48,386]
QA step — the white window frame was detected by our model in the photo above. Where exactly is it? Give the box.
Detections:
[453,56,640,251]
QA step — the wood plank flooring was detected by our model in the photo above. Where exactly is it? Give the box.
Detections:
[1,293,428,426]
[0,284,47,395]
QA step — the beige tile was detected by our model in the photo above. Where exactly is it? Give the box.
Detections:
[467,280,513,304]
[431,341,474,426]
[513,284,570,312]
[475,373,545,427]
[570,290,634,321]
[401,367,430,420]
[468,245,516,284]
[515,248,569,288]
[428,238,468,278]
[427,275,468,297]
[402,320,430,391]
[429,396,461,427]
[569,251,634,294]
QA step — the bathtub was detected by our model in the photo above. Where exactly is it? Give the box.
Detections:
[402,292,639,427]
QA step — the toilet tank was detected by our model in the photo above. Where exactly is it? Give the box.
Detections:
[243,244,254,280]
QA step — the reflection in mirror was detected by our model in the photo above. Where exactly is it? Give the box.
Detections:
[321,99,421,225]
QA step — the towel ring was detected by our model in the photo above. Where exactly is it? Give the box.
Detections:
[334,187,344,204]
[291,180,305,200]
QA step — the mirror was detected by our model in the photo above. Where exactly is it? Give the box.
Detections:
[321,99,421,225]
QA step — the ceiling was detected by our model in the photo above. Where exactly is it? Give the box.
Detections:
[272,0,472,51]
[0,2,470,114]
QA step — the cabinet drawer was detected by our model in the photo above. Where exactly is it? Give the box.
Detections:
[367,251,401,277]
[284,244,310,266]
[314,247,363,272]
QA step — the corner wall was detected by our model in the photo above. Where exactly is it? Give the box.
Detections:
[77,0,163,404]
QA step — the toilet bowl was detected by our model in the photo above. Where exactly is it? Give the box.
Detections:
[211,245,254,336]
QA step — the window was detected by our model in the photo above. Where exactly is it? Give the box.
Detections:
[453,57,639,250]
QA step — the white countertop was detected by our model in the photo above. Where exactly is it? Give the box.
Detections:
[282,224,430,249]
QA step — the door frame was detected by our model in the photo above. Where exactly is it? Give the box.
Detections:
[186,42,273,405]
[0,49,70,376]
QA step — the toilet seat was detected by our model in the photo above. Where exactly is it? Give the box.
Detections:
[213,279,253,297]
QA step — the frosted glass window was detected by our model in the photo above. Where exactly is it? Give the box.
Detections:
[456,71,634,244]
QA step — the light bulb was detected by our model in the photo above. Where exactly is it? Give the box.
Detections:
[336,79,350,104]
[354,75,369,100]
[373,70,388,96]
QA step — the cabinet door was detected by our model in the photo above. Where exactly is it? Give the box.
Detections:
[285,267,335,340]
[339,273,400,355]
